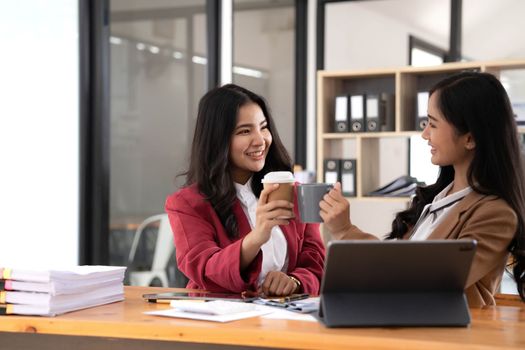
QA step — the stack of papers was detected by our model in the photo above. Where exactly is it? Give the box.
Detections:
[0,265,125,316]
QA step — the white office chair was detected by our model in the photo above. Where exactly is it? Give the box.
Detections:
[128,214,174,287]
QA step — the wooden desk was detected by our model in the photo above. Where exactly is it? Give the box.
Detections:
[0,287,524,350]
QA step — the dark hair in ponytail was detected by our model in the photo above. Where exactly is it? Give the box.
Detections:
[388,72,525,300]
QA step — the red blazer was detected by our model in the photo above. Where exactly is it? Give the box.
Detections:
[165,184,325,295]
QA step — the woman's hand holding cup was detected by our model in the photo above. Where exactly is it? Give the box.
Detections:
[319,182,352,239]
[241,172,295,269]
[252,183,294,246]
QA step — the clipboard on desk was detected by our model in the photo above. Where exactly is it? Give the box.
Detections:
[317,240,477,327]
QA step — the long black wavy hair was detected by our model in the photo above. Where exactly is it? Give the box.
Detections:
[182,84,292,239]
[387,72,525,300]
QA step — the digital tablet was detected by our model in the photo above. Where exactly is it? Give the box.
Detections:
[318,239,477,327]
[142,292,258,303]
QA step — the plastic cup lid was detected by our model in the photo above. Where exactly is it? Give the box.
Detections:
[261,171,295,183]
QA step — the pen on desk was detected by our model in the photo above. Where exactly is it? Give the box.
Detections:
[264,301,289,308]
[279,293,309,303]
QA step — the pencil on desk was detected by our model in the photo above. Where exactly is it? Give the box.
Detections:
[151,299,171,304]
[147,299,206,304]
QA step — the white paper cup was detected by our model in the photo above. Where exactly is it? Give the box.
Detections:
[261,171,295,202]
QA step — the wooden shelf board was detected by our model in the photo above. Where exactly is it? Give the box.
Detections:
[323,131,421,139]
[317,60,525,79]
[398,61,483,73]
[347,196,412,203]
[318,68,396,78]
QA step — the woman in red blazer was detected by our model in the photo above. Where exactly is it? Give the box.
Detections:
[165,84,325,296]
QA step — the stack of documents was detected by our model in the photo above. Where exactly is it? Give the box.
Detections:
[0,265,125,316]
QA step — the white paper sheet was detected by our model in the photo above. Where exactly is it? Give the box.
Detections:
[144,306,272,323]
[261,309,318,322]
[169,300,256,315]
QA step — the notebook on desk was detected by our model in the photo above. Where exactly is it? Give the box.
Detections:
[317,240,477,327]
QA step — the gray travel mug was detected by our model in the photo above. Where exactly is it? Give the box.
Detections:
[297,183,334,223]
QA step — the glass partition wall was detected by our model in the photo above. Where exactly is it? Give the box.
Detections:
[108,0,207,286]
[233,0,295,160]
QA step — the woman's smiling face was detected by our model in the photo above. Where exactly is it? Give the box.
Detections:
[421,92,475,169]
[229,102,272,184]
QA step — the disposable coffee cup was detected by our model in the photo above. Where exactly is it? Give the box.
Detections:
[297,183,334,223]
[261,171,295,203]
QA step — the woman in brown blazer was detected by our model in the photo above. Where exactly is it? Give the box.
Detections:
[320,72,525,307]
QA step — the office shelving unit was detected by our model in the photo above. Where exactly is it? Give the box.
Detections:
[317,59,525,204]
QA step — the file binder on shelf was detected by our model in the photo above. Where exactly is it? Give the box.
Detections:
[380,93,395,131]
[416,91,429,131]
[340,159,356,197]
[334,95,349,132]
[365,95,380,132]
[324,159,340,184]
[349,95,365,132]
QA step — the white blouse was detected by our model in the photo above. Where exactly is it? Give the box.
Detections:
[234,179,288,287]
[409,182,472,241]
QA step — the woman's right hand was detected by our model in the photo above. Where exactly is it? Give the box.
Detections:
[240,184,294,270]
[251,184,294,246]
[319,182,352,239]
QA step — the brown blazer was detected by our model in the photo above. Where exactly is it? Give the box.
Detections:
[340,192,517,307]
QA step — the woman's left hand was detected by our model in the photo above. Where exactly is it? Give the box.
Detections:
[259,271,298,296]
[319,182,352,239]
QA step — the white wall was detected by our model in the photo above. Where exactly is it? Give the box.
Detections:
[325,0,449,70]
[463,0,525,60]
[0,1,79,266]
